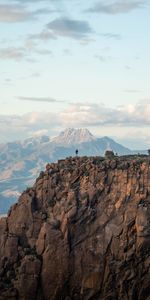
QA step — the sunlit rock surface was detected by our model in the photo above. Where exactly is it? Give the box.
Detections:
[0,156,150,300]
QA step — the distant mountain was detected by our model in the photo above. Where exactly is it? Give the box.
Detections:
[52,128,95,145]
[0,128,145,214]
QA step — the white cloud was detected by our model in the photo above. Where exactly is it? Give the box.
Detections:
[60,102,150,126]
[0,112,59,142]
[1,101,150,143]
[31,129,49,137]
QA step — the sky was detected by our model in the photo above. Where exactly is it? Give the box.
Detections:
[0,0,150,149]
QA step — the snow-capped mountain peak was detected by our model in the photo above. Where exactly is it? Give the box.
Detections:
[52,128,95,145]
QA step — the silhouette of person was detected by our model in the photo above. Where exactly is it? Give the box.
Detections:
[75,149,78,156]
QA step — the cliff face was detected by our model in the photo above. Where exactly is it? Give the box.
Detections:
[0,156,150,300]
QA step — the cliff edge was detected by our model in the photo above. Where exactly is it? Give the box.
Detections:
[0,156,150,300]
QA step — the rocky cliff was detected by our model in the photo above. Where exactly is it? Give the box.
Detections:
[0,156,150,300]
[0,128,132,215]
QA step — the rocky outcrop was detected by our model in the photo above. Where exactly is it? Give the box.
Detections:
[0,156,150,300]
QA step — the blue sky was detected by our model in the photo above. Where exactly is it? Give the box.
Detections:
[0,0,150,148]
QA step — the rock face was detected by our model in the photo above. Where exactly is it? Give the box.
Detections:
[0,156,150,300]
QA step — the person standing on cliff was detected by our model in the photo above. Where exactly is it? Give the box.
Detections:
[75,149,78,156]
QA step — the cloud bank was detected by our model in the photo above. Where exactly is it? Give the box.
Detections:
[1,101,150,143]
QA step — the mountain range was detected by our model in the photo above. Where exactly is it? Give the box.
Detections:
[0,128,147,214]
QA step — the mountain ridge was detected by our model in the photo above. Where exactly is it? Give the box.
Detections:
[0,128,147,214]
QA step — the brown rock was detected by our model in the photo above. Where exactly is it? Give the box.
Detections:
[1,156,150,299]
